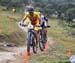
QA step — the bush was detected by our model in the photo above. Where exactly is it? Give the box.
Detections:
[65,8,75,23]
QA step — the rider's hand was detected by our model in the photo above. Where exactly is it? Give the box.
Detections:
[20,22,22,26]
[20,22,27,27]
[20,22,24,26]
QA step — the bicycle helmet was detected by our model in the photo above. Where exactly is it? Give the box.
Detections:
[27,6,34,12]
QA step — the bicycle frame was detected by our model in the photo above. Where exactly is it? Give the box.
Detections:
[27,29,36,45]
[39,26,50,51]
[27,25,39,54]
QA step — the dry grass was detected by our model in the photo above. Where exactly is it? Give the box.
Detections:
[0,6,25,45]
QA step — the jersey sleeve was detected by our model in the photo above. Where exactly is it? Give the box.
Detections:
[44,16,48,22]
[21,12,29,23]
[23,12,28,19]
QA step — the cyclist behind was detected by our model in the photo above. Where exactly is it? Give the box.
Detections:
[40,13,48,42]
[20,7,41,48]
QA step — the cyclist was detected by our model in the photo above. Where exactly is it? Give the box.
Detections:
[20,7,41,54]
[40,13,48,42]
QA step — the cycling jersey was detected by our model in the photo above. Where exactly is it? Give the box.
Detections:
[22,12,40,30]
[40,15,48,27]
[23,12,40,25]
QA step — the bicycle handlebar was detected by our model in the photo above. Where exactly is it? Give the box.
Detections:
[20,23,51,28]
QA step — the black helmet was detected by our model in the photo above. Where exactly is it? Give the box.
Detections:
[27,6,34,12]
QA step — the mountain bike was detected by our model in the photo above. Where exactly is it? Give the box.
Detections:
[39,25,50,51]
[20,24,39,55]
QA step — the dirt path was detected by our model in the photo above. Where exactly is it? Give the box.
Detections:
[0,23,27,63]
[0,22,57,63]
[0,46,26,63]
[0,37,56,63]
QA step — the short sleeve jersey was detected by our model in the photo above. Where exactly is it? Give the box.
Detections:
[23,12,40,25]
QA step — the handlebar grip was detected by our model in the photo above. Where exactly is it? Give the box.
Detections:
[19,23,27,27]
[47,25,50,28]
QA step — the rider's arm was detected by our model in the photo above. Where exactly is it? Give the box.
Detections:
[21,12,29,23]
[21,15,27,23]
[44,16,48,23]
[38,14,41,25]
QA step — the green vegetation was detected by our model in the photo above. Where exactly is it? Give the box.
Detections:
[48,19,75,54]
[0,6,25,45]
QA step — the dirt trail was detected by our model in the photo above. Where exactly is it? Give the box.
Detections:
[0,37,56,63]
[0,46,26,63]
[0,23,27,63]
[0,22,56,63]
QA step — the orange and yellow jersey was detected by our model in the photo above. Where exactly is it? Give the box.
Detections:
[23,12,41,30]
[23,12,40,25]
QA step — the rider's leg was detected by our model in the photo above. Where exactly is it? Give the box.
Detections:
[44,21,47,42]
[43,28,47,42]
[34,30,39,48]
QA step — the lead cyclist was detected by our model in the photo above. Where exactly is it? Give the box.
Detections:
[20,6,41,55]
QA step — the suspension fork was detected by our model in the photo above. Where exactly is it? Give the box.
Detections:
[27,29,34,45]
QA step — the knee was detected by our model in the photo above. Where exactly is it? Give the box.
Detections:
[43,29,47,33]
